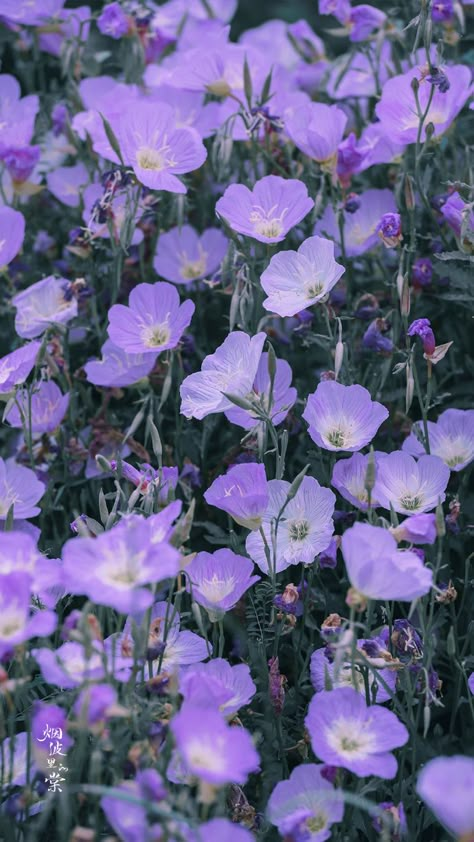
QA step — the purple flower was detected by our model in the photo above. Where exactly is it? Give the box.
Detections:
[261,235,345,317]
[341,522,433,602]
[439,191,474,238]
[376,212,402,247]
[267,763,345,840]
[33,641,108,689]
[187,819,254,842]
[310,643,397,703]
[101,778,160,842]
[0,207,25,269]
[391,619,423,661]
[12,276,78,339]
[185,549,260,619]
[273,583,305,616]
[32,702,73,771]
[285,103,347,170]
[332,452,386,511]
[246,477,335,574]
[46,162,89,208]
[216,175,314,244]
[0,459,45,520]
[204,462,269,530]
[318,537,338,570]
[62,515,180,613]
[319,0,351,19]
[391,514,437,545]
[337,133,367,184]
[84,339,155,388]
[114,102,207,193]
[362,319,394,354]
[427,66,450,93]
[6,381,69,434]
[432,0,454,21]
[417,756,474,838]
[97,2,130,38]
[153,225,228,284]
[179,659,256,716]
[180,331,266,420]
[170,703,259,785]
[349,5,386,41]
[1,145,40,183]
[373,452,450,515]
[304,381,388,452]
[376,65,472,146]
[225,352,297,430]
[0,76,38,152]
[108,282,195,355]
[306,687,409,778]
[407,318,436,356]
[315,189,397,257]
[0,341,40,394]
[402,408,474,471]
[412,258,433,288]
[82,182,144,246]
[0,572,56,658]
[469,673,474,695]
[52,103,68,136]
[73,684,120,728]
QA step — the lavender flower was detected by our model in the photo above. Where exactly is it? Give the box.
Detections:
[170,703,259,785]
[331,452,387,511]
[373,452,450,515]
[284,103,347,170]
[84,339,155,388]
[2,145,40,183]
[417,756,474,838]
[267,763,345,840]
[33,641,109,689]
[439,191,474,238]
[306,687,409,778]
[349,4,386,41]
[362,319,394,354]
[215,175,314,244]
[204,462,269,529]
[12,276,78,339]
[180,331,266,420]
[0,573,56,658]
[412,258,433,288]
[185,549,260,619]
[0,341,40,394]
[246,477,335,574]
[6,381,69,434]
[390,514,437,545]
[115,102,207,193]
[261,235,345,316]
[314,189,398,257]
[0,459,45,520]
[0,732,31,787]
[376,212,402,248]
[62,515,181,613]
[73,684,121,729]
[304,381,388,452]
[179,659,256,716]
[224,353,297,430]
[153,225,228,284]
[376,65,472,145]
[402,409,474,471]
[432,0,454,21]
[0,207,25,268]
[188,819,254,842]
[341,522,433,602]
[107,282,195,355]
[97,2,130,38]
[46,162,89,208]
[310,643,397,703]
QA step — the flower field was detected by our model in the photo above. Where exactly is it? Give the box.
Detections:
[0,0,473,839]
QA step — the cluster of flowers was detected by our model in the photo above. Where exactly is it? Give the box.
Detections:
[0,0,473,839]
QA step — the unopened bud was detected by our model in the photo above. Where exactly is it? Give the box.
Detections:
[364,448,376,493]
[411,77,420,94]
[286,464,310,502]
[435,500,446,537]
[405,364,415,413]
[404,174,416,210]
[425,122,435,140]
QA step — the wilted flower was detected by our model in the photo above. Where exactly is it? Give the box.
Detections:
[0,206,25,268]
[417,756,474,839]
[0,459,45,520]
[431,0,454,21]
[12,276,78,339]
[0,341,40,394]
[304,381,388,452]
[376,212,402,248]
[170,703,259,786]
[180,331,266,420]
[391,620,423,661]
[373,452,450,515]
[204,462,269,530]
[402,409,474,471]
[2,145,40,183]
[306,687,409,778]
[33,641,108,689]
[153,225,228,284]
[362,318,394,354]
[372,802,407,839]
[261,235,345,316]
[246,476,335,574]
[407,318,436,356]
[216,175,314,244]
[341,522,433,603]
[284,102,347,170]
[412,258,433,288]
[179,659,256,716]
[6,380,69,434]
[186,549,260,619]
[108,282,195,355]
[268,763,345,839]
[310,643,397,702]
